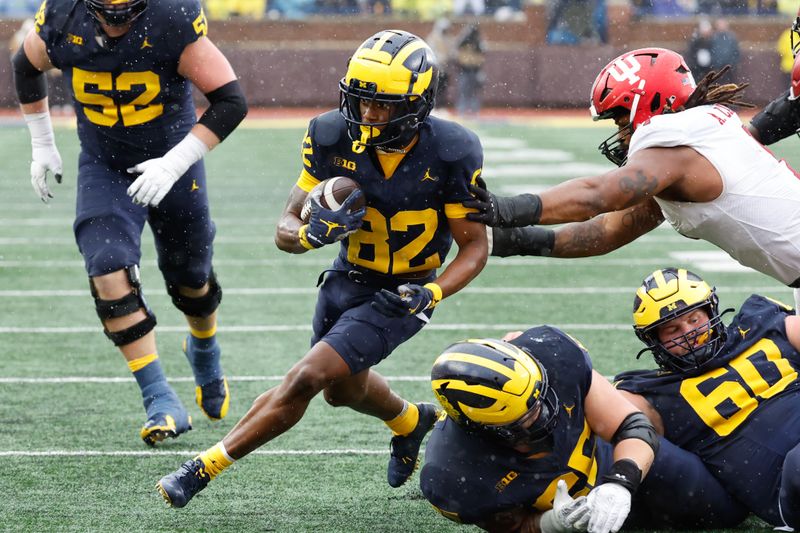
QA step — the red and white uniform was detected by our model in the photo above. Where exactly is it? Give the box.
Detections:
[628,104,800,287]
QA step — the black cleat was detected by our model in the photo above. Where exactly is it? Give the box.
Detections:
[156,458,210,508]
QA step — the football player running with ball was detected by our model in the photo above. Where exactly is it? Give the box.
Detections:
[157,30,487,507]
[419,334,746,532]
[469,47,800,297]
[12,0,247,445]
[616,268,800,530]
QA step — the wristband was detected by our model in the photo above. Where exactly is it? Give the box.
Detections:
[498,193,542,227]
[24,112,56,147]
[162,132,209,177]
[298,224,317,250]
[491,227,555,257]
[423,282,443,308]
[600,458,642,495]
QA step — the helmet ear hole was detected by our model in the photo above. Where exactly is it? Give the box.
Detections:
[650,93,661,113]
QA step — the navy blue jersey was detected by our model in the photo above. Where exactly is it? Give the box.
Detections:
[420,326,611,523]
[34,0,206,169]
[296,111,482,276]
[615,295,800,523]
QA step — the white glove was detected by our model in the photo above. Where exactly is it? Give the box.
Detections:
[25,112,63,203]
[127,132,208,207]
[586,483,631,533]
[540,480,591,533]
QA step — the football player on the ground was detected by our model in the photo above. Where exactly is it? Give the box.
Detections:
[615,268,800,530]
[12,0,247,445]
[157,29,488,507]
[467,48,800,298]
[419,334,747,533]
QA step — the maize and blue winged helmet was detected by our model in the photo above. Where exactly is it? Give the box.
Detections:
[633,268,729,373]
[431,338,559,449]
[339,29,438,152]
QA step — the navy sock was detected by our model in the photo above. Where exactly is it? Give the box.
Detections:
[185,334,223,385]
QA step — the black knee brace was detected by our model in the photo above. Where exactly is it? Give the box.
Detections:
[90,265,157,347]
[166,271,222,318]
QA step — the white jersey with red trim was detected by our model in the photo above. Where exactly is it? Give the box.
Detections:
[628,104,800,286]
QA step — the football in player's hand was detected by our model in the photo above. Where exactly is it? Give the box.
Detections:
[301,177,365,222]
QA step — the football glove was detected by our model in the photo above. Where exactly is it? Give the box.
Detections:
[127,132,208,207]
[25,112,63,203]
[299,189,366,249]
[540,480,591,533]
[371,283,442,318]
[463,176,542,228]
[585,483,631,533]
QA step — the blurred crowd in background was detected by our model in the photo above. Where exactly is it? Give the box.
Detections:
[0,0,797,20]
[2,0,797,116]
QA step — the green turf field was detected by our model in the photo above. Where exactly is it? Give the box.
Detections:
[1,115,794,532]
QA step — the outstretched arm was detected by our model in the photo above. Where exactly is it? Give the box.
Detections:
[538,148,681,225]
[490,199,664,258]
[467,148,682,228]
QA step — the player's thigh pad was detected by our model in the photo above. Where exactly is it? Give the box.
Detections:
[74,159,147,276]
[311,272,431,374]
[150,162,216,287]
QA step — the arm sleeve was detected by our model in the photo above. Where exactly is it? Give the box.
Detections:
[750,90,800,146]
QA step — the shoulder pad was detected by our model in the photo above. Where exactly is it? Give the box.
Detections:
[737,294,793,318]
[35,0,78,38]
[426,116,481,162]
[309,110,346,147]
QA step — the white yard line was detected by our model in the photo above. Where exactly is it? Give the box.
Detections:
[0,324,635,334]
[0,449,388,457]
[0,285,787,297]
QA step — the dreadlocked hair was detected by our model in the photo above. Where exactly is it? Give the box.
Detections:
[682,65,755,111]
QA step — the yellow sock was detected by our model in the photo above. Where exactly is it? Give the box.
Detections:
[197,442,234,479]
[190,323,217,339]
[127,353,158,372]
[385,402,419,436]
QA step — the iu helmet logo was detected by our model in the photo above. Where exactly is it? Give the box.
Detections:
[608,56,643,86]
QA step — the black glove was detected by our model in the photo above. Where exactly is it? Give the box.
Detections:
[371,283,441,318]
[463,177,543,228]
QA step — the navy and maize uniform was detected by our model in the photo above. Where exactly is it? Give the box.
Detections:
[616,294,800,525]
[297,110,482,374]
[35,0,215,286]
[420,326,608,524]
[421,326,748,529]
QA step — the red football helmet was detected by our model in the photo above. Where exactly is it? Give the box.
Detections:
[590,48,696,165]
[791,53,800,100]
